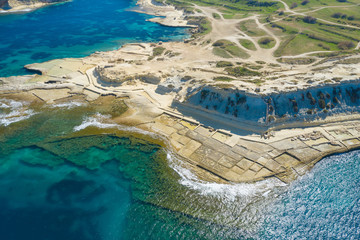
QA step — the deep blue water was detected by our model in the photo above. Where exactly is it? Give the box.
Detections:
[0,0,188,77]
[262,150,360,239]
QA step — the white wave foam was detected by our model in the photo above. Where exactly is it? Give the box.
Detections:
[19,8,33,12]
[0,99,36,126]
[0,99,25,109]
[166,151,286,201]
[73,113,162,140]
[48,101,86,109]
[0,102,10,108]
[0,8,33,15]
[73,113,118,131]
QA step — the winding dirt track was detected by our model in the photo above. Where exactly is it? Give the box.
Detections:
[191,2,359,64]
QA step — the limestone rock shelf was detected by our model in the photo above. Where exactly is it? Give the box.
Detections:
[145,112,360,183]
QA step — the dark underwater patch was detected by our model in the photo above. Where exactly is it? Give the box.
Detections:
[30,52,52,60]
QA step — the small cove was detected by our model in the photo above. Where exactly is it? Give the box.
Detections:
[0,0,188,77]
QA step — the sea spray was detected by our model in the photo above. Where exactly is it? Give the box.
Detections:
[73,113,118,132]
[72,112,166,141]
[166,151,286,201]
[47,101,87,109]
[0,99,36,126]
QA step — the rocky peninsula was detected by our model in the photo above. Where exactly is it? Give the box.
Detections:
[0,0,67,13]
[1,0,360,184]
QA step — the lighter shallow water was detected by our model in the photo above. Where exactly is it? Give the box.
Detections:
[0,99,359,239]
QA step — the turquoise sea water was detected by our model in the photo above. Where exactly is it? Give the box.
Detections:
[0,0,188,77]
[0,99,359,239]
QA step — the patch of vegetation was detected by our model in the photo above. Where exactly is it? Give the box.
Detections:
[301,0,309,5]
[216,61,234,67]
[186,16,212,36]
[237,20,267,37]
[164,0,280,15]
[277,57,317,65]
[247,64,264,70]
[165,51,181,58]
[338,41,355,50]
[212,12,221,19]
[246,79,265,86]
[303,16,317,24]
[282,0,354,10]
[214,83,234,89]
[275,34,331,56]
[290,3,297,9]
[213,76,236,81]
[239,39,257,50]
[225,66,261,77]
[213,39,250,58]
[311,7,360,27]
[311,49,360,58]
[270,12,360,56]
[269,63,281,67]
[153,47,166,56]
[258,37,275,49]
[335,57,360,64]
[213,47,232,58]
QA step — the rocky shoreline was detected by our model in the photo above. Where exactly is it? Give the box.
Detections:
[1,45,360,184]
[132,0,197,28]
[0,0,68,13]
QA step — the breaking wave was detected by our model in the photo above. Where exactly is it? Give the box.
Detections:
[73,113,161,139]
[0,99,36,127]
[166,151,285,201]
[48,101,86,109]
[73,113,118,131]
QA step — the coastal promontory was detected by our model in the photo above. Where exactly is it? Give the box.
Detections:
[0,0,66,12]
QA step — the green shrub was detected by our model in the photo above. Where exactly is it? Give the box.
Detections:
[290,3,298,9]
[153,47,166,56]
[338,41,355,50]
[331,12,342,19]
[213,76,235,81]
[301,0,309,5]
[216,61,234,67]
[318,99,326,109]
[212,13,221,19]
[259,37,272,45]
[303,16,317,24]
[225,66,261,77]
